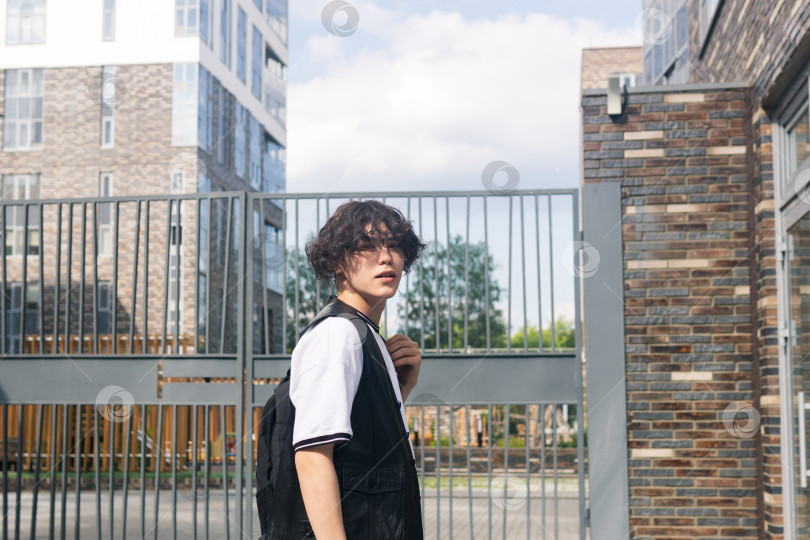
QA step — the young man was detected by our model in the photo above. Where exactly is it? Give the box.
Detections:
[289,200,426,539]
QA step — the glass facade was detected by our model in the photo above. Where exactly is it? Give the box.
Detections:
[252,25,263,99]
[237,7,247,83]
[265,0,287,44]
[262,135,285,193]
[220,0,231,68]
[172,63,198,146]
[249,115,262,189]
[641,0,690,86]
[234,102,246,178]
[198,66,213,150]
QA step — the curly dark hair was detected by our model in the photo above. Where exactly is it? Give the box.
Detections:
[305,200,427,284]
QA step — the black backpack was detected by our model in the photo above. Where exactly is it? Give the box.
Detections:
[254,304,371,538]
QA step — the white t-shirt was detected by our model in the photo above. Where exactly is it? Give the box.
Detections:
[289,315,414,458]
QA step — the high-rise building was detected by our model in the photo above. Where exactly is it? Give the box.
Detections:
[0,0,288,354]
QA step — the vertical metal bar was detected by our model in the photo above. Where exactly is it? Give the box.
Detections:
[420,406,425,522]
[206,197,213,355]
[74,404,81,540]
[535,196,542,353]
[172,405,178,540]
[122,403,132,540]
[449,404,454,539]
[383,196,389,334]
[113,200,120,351]
[553,407,558,540]
[1,405,6,540]
[503,404,509,540]
[418,198,425,351]
[94,406,101,539]
[174,200,182,344]
[464,196,470,351]
[525,405,531,540]
[109,401,115,540]
[162,200,173,355]
[547,196,556,350]
[541,404,546,540]
[14,405,22,540]
[507,197,512,353]
[195,199,202,354]
[315,198,321,312]
[483,197,490,350]
[446,197,451,351]
[219,198,233,354]
[572,191,587,540]
[204,404,210,540]
[92,201,99,354]
[1,201,7,355]
[465,405,473,540]
[260,200,270,353]
[404,197,410,336]
[129,201,141,354]
[20,205,29,353]
[435,404,440,537]
[60,404,68,540]
[153,404,164,540]
[221,404,230,540]
[520,195,528,351]
[281,199,288,354]
[140,405,146,540]
[65,204,73,355]
[37,204,44,354]
[49,404,57,539]
[143,202,150,355]
[294,198,300,344]
[29,404,43,540]
[238,192,249,538]
[433,197,439,350]
[54,204,62,353]
[487,403,492,540]
[192,405,198,540]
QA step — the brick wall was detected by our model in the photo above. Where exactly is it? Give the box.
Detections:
[687,0,810,103]
[581,84,772,539]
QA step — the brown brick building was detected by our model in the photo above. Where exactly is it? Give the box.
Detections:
[582,1,810,538]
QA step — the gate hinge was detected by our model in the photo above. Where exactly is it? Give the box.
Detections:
[584,507,590,528]
[780,320,798,347]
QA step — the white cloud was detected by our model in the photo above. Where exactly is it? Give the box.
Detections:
[287,4,639,194]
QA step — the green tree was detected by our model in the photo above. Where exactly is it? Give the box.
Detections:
[509,315,576,350]
[396,235,507,350]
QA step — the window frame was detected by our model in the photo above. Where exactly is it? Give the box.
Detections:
[2,174,41,257]
[237,7,247,84]
[3,68,45,151]
[5,0,46,45]
[102,0,115,40]
[698,0,724,58]
[98,172,114,256]
[175,0,199,37]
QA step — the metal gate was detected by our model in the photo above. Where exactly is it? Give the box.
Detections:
[0,188,590,539]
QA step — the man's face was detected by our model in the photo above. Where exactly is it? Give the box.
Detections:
[337,224,405,302]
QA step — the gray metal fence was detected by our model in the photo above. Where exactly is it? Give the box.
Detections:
[0,189,586,539]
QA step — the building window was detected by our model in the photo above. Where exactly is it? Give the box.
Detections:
[237,7,247,83]
[3,68,44,151]
[234,102,246,178]
[699,0,722,50]
[170,170,184,193]
[97,282,112,334]
[200,0,210,46]
[262,134,285,193]
[5,282,40,353]
[172,63,198,146]
[217,85,228,163]
[249,115,261,189]
[264,223,282,293]
[6,0,46,45]
[220,0,231,68]
[98,173,114,256]
[263,47,286,125]
[100,65,116,147]
[176,0,198,36]
[198,66,213,150]
[103,0,115,40]
[2,174,40,256]
[265,0,287,44]
[253,0,262,11]
[251,26,262,98]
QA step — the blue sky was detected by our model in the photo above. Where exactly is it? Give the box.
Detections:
[283,1,645,333]
[284,0,643,195]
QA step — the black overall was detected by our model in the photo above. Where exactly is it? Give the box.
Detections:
[256,295,424,540]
